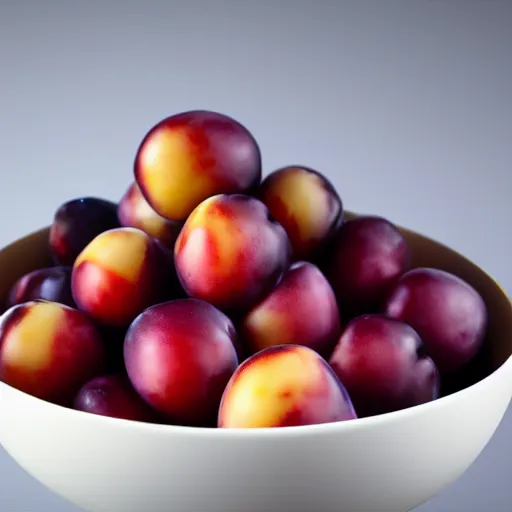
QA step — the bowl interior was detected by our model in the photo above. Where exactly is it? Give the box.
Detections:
[0,215,511,397]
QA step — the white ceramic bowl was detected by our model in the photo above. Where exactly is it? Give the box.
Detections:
[0,216,511,512]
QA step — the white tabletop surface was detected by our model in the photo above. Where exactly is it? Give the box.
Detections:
[0,1,510,510]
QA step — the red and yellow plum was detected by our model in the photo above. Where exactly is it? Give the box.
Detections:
[329,315,440,417]
[72,227,172,327]
[7,266,75,308]
[241,261,341,358]
[134,110,262,222]
[118,182,183,248]
[324,216,411,316]
[384,268,488,372]
[258,166,343,260]
[124,299,239,426]
[218,344,357,428]
[49,197,120,266]
[0,301,105,405]
[74,374,157,422]
[174,194,291,312]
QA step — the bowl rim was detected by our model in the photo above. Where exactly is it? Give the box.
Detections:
[1,355,511,438]
[0,223,511,439]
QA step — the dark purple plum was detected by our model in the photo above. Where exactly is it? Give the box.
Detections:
[323,216,411,317]
[383,267,488,373]
[74,374,157,422]
[124,299,239,426]
[329,315,440,417]
[6,266,75,308]
[49,197,120,266]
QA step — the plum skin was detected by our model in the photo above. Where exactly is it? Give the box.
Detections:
[6,266,75,309]
[0,301,106,405]
[329,314,440,417]
[258,166,343,261]
[72,227,175,328]
[383,267,488,373]
[134,110,262,222]
[323,215,411,316]
[118,182,183,248]
[218,344,357,428]
[124,298,239,426]
[174,194,291,313]
[74,374,157,422]
[49,197,120,266]
[240,261,341,359]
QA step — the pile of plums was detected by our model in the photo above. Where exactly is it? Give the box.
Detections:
[0,110,488,428]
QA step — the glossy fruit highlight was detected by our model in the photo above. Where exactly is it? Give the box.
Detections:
[49,197,120,266]
[72,227,173,327]
[218,344,357,428]
[134,110,262,222]
[174,194,291,313]
[0,301,105,405]
[241,261,341,358]
[124,299,239,426]
[258,166,343,260]
[384,268,487,372]
[329,315,440,417]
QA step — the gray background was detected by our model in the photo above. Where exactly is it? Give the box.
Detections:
[0,0,510,510]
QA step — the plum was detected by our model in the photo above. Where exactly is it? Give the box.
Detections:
[72,227,173,328]
[134,110,262,222]
[118,182,183,248]
[49,197,120,266]
[324,216,411,316]
[218,344,357,428]
[174,194,291,313]
[241,261,341,358]
[124,299,239,426]
[0,301,105,405]
[258,166,343,261]
[6,266,75,308]
[383,267,488,373]
[74,374,156,422]
[329,315,440,417]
